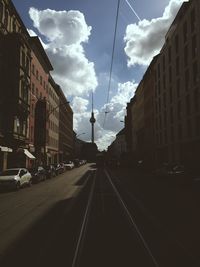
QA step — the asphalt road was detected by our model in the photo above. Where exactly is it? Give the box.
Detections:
[0,163,93,260]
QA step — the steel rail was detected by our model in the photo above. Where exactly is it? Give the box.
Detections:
[71,170,97,267]
[104,169,159,267]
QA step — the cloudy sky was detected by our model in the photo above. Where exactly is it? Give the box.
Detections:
[13,0,187,150]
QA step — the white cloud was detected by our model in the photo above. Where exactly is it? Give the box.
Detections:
[29,7,98,96]
[124,0,188,66]
[98,81,137,132]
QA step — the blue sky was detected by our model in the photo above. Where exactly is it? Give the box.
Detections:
[12,0,186,150]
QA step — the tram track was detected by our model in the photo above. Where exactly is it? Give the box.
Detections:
[71,167,200,267]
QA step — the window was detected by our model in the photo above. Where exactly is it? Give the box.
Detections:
[187,119,192,138]
[196,116,200,136]
[186,95,191,116]
[183,21,187,43]
[40,76,42,85]
[194,89,199,112]
[170,107,173,124]
[168,46,171,63]
[32,83,35,94]
[158,63,160,78]
[191,8,196,33]
[169,87,173,103]
[21,51,25,68]
[163,92,166,108]
[169,66,172,83]
[32,64,35,75]
[178,101,181,120]
[163,75,166,90]
[26,57,30,74]
[178,124,182,140]
[171,127,174,142]
[184,45,188,66]
[12,18,16,32]
[185,69,190,91]
[192,35,197,58]
[176,79,180,98]
[176,57,179,76]
[4,9,8,28]
[162,55,165,72]
[36,70,38,80]
[193,61,198,84]
[175,35,179,54]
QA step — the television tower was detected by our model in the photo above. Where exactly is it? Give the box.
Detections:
[89,92,96,143]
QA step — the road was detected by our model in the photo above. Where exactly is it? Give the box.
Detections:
[0,163,92,261]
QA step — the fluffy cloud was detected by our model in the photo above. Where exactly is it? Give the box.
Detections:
[29,7,98,96]
[124,0,188,66]
[98,81,137,132]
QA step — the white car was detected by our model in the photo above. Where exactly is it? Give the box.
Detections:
[0,168,32,190]
[64,161,74,170]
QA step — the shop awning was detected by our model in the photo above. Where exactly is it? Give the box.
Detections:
[24,149,35,159]
[0,146,13,152]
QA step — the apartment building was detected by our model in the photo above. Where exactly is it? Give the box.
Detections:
[29,36,53,166]
[131,81,145,162]
[0,0,32,169]
[143,56,158,170]
[154,0,200,169]
[55,86,73,162]
[47,76,59,164]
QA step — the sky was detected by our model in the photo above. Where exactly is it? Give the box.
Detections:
[12,0,187,151]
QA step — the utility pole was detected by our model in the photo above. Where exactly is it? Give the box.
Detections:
[89,92,96,143]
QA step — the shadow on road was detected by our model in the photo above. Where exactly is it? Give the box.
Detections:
[0,174,93,267]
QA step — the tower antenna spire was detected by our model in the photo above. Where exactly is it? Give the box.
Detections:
[89,92,96,143]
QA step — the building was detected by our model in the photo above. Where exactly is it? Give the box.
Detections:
[47,75,59,164]
[143,56,158,170]
[0,0,33,169]
[131,81,145,163]
[29,36,53,166]
[154,0,200,170]
[55,86,73,162]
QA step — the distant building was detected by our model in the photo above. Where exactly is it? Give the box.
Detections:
[55,86,73,162]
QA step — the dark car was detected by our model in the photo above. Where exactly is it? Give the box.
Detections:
[28,166,47,183]
[73,159,80,167]
[44,165,57,178]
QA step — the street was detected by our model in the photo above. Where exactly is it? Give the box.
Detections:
[1,165,200,267]
[0,164,92,260]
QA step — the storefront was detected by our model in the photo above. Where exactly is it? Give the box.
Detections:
[0,146,13,171]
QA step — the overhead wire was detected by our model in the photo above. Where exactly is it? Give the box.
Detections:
[103,0,121,128]
[102,0,141,128]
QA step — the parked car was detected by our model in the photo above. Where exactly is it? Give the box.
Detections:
[0,168,32,190]
[28,166,47,183]
[73,159,80,167]
[44,165,57,178]
[64,161,74,170]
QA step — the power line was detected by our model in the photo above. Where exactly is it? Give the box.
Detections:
[103,0,121,128]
